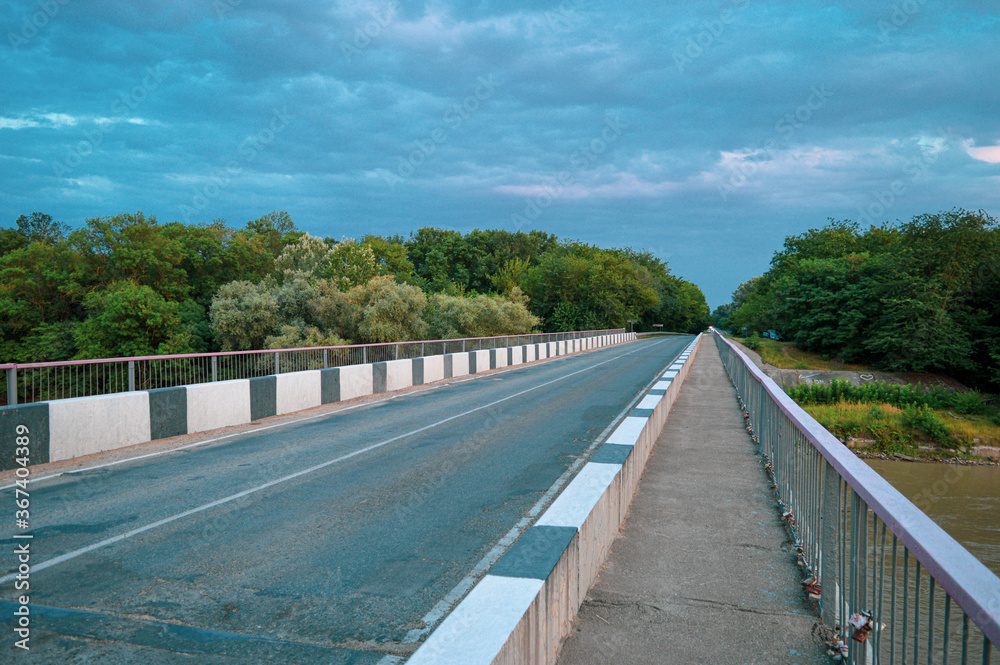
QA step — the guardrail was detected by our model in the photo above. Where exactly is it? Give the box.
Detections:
[711,328,999,665]
[1,329,624,407]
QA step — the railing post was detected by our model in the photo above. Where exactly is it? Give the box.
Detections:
[363,346,367,364]
[395,344,399,360]
[274,352,280,375]
[323,349,328,369]
[6,367,16,406]
[854,499,870,665]
[128,360,135,392]
[211,356,218,382]
[462,340,466,352]
[421,342,425,357]
[820,459,841,631]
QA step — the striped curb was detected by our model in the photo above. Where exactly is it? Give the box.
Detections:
[0,334,635,471]
[407,334,703,665]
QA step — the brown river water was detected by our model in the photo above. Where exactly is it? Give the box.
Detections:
[866,459,1000,577]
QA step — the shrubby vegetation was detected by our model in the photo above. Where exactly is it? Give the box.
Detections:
[714,209,1000,391]
[0,210,709,361]
[786,379,994,415]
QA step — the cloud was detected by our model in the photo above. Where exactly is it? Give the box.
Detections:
[0,0,998,306]
[965,143,1000,164]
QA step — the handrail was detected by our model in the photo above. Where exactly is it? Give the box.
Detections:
[0,329,625,370]
[1,329,627,406]
[711,327,1000,654]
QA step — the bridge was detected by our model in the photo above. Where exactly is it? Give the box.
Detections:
[1,331,998,663]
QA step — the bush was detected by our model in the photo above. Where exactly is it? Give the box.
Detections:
[312,275,428,344]
[900,404,952,446]
[743,333,763,351]
[786,378,992,415]
[424,288,539,339]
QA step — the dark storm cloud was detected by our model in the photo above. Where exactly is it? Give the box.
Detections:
[1,0,997,305]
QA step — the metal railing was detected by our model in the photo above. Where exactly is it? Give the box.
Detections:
[0,329,626,407]
[711,328,999,665]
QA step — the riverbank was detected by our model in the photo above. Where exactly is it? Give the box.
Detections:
[726,337,1000,463]
[857,450,1000,466]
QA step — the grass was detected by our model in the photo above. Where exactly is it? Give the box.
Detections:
[786,378,995,414]
[735,337,873,372]
[802,402,1000,456]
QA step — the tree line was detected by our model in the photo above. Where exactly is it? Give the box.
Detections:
[712,209,1000,391]
[0,210,709,362]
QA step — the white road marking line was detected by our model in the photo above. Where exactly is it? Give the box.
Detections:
[0,338,679,584]
[402,338,685,643]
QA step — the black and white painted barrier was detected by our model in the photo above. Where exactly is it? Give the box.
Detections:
[0,334,635,470]
[407,334,703,665]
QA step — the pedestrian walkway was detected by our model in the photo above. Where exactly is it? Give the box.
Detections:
[556,340,830,664]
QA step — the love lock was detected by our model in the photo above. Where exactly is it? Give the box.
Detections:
[848,610,874,643]
[826,639,849,662]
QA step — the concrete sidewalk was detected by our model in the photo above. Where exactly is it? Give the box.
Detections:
[556,340,830,664]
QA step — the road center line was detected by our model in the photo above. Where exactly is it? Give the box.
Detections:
[0,338,673,584]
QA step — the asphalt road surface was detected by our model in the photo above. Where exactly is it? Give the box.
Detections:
[1,336,691,664]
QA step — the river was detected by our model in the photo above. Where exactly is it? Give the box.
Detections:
[866,459,1000,577]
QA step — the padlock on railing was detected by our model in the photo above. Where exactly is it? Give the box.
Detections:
[848,610,874,643]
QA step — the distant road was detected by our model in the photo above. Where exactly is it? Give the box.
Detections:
[1,336,691,664]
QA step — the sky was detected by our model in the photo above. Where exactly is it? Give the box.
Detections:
[1,0,998,307]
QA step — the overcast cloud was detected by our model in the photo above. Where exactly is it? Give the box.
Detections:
[1,0,998,306]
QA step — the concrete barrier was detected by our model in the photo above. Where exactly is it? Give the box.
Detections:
[374,359,413,393]
[4,332,634,471]
[510,346,523,365]
[47,392,150,462]
[469,349,490,374]
[276,370,322,415]
[250,376,277,421]
[186,379,251,434]
[148,386,187,441]
[445,352,470,379]
[0,402,50,468]
[321,364,374,404]
[408,334,704,665]
[490,348,508,370]
[414,355,445,385]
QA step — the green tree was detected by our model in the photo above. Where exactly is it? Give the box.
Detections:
[273,233,331,281]
[718,209,1000,387]
[361,234,415,281]
[16,212,69,244]
[425,289,539,338]
[313,276,428,343]
[522,243,660,331]
[209,280,281,351]
[73,281,193,358]
[244,210,302,262]
[0,241,84,362]
[71,211,189,300]
[406,227,481,293]
[324,238,383,289]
